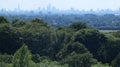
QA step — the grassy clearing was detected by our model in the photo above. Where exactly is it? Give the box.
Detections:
[99,30,119,33]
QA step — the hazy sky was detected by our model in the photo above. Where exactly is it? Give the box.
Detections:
[0,0,120,10]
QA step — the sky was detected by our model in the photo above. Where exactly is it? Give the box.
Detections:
[0,0,120,11]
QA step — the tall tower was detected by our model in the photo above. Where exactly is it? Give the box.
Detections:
[18,3,20,11]
[47,4,52,11]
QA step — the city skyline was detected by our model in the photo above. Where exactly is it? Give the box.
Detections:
[0,0,120,11]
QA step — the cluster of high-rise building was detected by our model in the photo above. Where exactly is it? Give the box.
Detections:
[0,4,120,15]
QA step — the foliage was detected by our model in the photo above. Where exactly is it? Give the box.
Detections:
[19,22,55,57]
[12,44,33,67]
[72,29,108,60]
[0,54,12,63]
[31,18,50,28]
[111,53,120,67]
[0,17,120,66]
[32,54,50,63]
[36,59,68,67]
[2,14,120,29]
[112,31,120,38]
[98,35,120,63]
[67,22,88,31]
[57,42,97,67]
[92,63,112,67]
[0,23,22,54]
[63,52,96,67]
[0,54,12,67]
[0,16,8,23]
[0,62,12,67]
[56,42,88,59]
[12,19,26,27]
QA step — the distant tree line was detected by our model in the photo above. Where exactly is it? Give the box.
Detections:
[1,13,120,29]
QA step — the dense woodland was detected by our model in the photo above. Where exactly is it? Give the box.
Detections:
[0,16,120,67]
[1,13,120,29]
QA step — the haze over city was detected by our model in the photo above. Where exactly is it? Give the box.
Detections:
[0,0,120,11]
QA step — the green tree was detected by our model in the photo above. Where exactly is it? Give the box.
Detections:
[112,31,120,38]
[92,63,111,67]
[12,19,26,27]
[98,35,120,63]
[56,42,96,67]
[31,18,49,28]
[0,16,8,23]
[36,59,68,67]
[56,42,88,59]
[67,22,88,31]
[62,52,96,67]
[72,29,107,59]
[0,54,12,67]
[12,44,33,67]
[111,53,120,67]
[0,23,21,54]
[17,22,56,58]
[0,54,12,63]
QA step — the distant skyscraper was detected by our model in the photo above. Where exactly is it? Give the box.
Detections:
[47,4,52,11]
[18,4,20,10]
[17,3,20,11]
[46,4,57,12]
